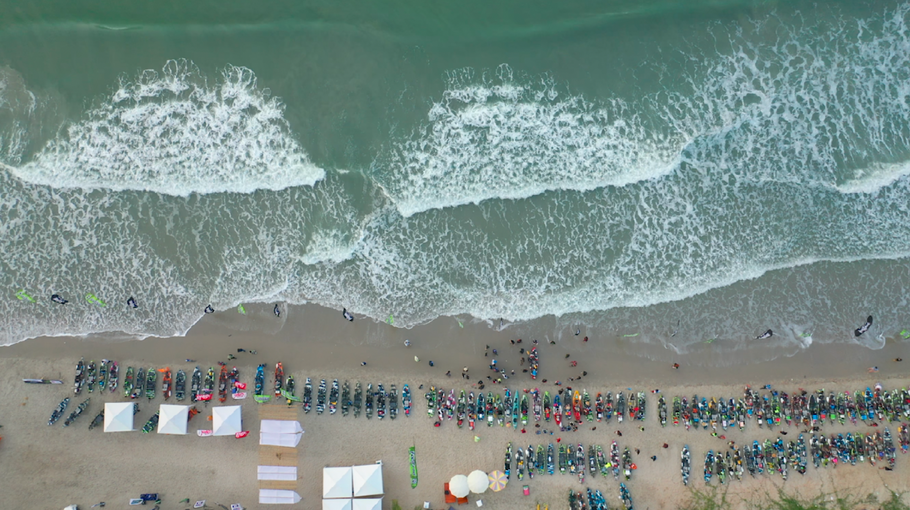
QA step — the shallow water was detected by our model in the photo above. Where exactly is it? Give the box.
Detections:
[1,0,909,360]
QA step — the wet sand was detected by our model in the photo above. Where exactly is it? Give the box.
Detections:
[1,303,908,509]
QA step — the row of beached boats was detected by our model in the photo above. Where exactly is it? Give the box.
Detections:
[695,429,901,486]
[567,487,630,510]
[670,384,910,432]
[426,387,647,430]
[280,376,414,420]
[503,440,636,486]
[75,358,244,404]
[48,394,200,432]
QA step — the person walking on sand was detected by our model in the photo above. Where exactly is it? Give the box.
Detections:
[673,363,680,369]
[343,308,355,321]
[361,362,367,366]
[869,366,879,373]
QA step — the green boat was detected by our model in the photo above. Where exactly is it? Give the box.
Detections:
[142,411,160,433]
[123,366,134,398]
[409,446,418,489]
[520,393,529,426]
[146,368,157,400]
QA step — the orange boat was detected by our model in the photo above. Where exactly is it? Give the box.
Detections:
[159,367,172,400]
[573,390,582,422]
[218,365,229,403]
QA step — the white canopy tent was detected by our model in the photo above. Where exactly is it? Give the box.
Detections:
[323,467,353,499]
[258,465,297,481]
[258,489,301,504]
[103,402,134,432]
[322,499,352,510]
[352,498,382,510]
[260,419,303,447]
[158,404,189,435]
[212,405,242,436]
[352,464,383,497]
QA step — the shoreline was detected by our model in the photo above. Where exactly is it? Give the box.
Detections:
[1,303,909,509]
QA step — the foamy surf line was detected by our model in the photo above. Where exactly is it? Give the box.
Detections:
[7,59,325,195]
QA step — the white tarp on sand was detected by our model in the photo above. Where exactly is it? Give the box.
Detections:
[352,498,382,510]
[158,404,189,435]
[323,466,353,498]
[258,465,298,481]
[103,402,134,432]
[260,419,303,447]
[212,405,242,436]
[322,499,352,510]
[352,464,383,497]
[258,489,301,504]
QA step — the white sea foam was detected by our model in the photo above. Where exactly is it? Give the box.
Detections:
[380,3,910,215]
[9,59,324,195]
[835,160,910,194]
[378,64,688,217]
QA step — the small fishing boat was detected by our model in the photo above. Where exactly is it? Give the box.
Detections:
[273,363,284,397]
[142,411,160,433]
[365,383,373,419]
[48,397,70,425]
[88,409,104,431]
[402,384,412,417]
[74,358,85,395]
[64,398,90,427]
[317,379,327,415]
[353,381,362,417]
[97,361,107,392]
[215,365,227,403]
[86,360,96,393]
[132,368,146,400]
[304,378,313,413]
[341,381,351,416]
[145,368,157,400]
[161,368,172,401]
[389,384,398,420]
[108,362,119,393]
[175,370,187,401]
[191,367,201,402]
[330,379,340,414]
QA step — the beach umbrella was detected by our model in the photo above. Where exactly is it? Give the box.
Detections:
[448,474,469,498]
[487,471,507,492]
[467,470,488,494]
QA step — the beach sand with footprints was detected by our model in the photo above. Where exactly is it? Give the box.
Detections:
[1,303,909,509]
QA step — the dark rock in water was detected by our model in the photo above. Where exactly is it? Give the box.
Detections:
[854,315,873,337]
[204,305,215,314]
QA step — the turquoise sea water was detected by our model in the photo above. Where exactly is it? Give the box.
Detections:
[1,0,910,359]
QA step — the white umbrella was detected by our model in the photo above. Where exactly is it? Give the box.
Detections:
[449,474,469,498]
[467,470,488,494]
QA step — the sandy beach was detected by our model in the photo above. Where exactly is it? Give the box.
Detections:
[1,303,909,510]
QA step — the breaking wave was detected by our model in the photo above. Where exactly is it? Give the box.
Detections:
[8,59,324,195]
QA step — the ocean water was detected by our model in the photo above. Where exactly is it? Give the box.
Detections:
[1,0,910,360]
